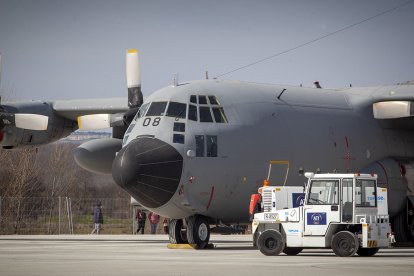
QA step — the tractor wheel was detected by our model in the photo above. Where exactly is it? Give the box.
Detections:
[257,229,285,256]
[331,231,358,257]
[283,247,303,255]
[356,247,379,256]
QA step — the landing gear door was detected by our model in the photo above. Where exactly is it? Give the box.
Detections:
[304,179,340,236]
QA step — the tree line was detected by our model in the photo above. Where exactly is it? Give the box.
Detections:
[0,141,130,234]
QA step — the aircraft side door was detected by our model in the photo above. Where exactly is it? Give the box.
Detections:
[304,179,340,236]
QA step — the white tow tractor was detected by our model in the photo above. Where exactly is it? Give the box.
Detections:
[252,172,391,257]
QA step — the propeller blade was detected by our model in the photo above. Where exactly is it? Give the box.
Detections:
[78,114,111,130]
[14,114,49,130]
[126,49,143,108]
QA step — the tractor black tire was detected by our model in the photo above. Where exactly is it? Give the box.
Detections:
[356,247,379,256]
[283,247,303,255]
[253,230,259,248]
[257,229,285,256]
[187,215,210,249]
[331,231,359,257]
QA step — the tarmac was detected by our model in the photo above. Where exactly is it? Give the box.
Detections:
[0,234,414,276]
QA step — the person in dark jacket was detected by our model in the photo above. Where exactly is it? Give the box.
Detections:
[135,209,147,234]
[91,202,103,234]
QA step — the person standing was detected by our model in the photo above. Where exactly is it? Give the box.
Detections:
[163,218,169,234]
[91,202,103,234]
[135,209,147,234]
[149,212,160,234]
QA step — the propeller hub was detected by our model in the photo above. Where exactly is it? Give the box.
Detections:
[112,137,183,208]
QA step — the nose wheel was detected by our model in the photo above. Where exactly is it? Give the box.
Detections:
[169,219,187,244]
[168,215,210,249]
[187,215,210,249]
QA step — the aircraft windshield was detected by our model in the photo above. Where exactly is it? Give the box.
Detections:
[166,102,186,118]
[146,102,168,116]
[136,103,150,119]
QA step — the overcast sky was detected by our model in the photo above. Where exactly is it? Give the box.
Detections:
[0,0,413,101]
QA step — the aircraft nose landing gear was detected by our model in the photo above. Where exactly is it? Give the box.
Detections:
[187,215,210,249]
[169,215,211,249]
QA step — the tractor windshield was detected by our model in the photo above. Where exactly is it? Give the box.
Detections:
[355,179,377,207]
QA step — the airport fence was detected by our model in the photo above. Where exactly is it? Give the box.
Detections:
[0,197,136,235]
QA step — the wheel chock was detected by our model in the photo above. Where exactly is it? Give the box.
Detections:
[167,243,215,249]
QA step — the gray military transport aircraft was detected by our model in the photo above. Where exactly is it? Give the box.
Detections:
[1,50,414,248]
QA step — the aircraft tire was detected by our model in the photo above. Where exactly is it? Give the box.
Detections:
[187,215,210,249]
[283,247,303,255]
[257,229,285,256]
[331,231,358,257]
[169,219,187,244]
[356,247,379,256]
[406,199,414,242]
[393,211,409,242]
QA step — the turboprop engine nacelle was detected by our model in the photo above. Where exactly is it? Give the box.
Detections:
[362,158,408,217]
[74,138,122,174]
[0,101,75,149]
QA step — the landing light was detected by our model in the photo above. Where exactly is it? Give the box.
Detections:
[186,150,195,158]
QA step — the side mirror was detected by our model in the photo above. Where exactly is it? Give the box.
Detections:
[304,172,315,179]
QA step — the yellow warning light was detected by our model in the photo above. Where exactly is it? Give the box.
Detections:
[263,179,269,187]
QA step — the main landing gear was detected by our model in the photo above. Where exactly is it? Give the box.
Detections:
[169,215,210,249]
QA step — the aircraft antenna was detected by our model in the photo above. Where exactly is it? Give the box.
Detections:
[214,0,414,79]
[173,73,179,87]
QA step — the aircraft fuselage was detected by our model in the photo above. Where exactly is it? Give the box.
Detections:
[112,80,414,224]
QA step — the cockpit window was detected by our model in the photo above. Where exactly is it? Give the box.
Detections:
[208,96,219,105]
[199,106,213,122]
[146,102,167,116]
[166,102,187,118]
[212,107,227,123]
[198,96,207,105]
[189,105,197,121]
[189,95,228,123]
[136,103,150,119]
[206,135,218,157]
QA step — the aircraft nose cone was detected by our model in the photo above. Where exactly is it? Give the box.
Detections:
[112,137,183,208]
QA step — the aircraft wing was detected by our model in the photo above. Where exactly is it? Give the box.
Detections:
[372,84,414,103]
[52,97,128,121]
[0,97,128,148]
[1,49,140,148]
